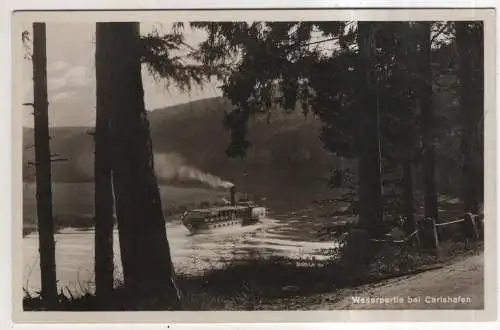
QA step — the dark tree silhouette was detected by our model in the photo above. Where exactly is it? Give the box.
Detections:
[363,23,420,233]
[95,22,181,309]
[355,22,384,235]
[416,22,439,222]
[94,24,116,302]
[32,22,58,307]
[399,23,419,233]
[455,21,484,214]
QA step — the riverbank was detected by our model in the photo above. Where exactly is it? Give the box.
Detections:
[23,238,482,311]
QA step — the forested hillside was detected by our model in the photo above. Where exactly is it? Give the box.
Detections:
[23,96,340,208]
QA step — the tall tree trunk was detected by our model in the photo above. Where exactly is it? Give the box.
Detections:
[356,22,384,236]
[94,24,115,302]
[456,22,484,214]
[401,22,417,233]
[96,22,181,309]
[32,22,58,307]
[417,22,439,222]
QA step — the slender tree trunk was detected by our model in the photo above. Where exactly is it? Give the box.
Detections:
[96,22,181,309]
[94,24,115,302]
[356,22,384,236]
[402,160,415,232]
[456,22,484,214]
[401,22,417,233]
[32,22,58,307]
[417,22,439,222]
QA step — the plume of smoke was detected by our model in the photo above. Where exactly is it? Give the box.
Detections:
[153,152,234,189]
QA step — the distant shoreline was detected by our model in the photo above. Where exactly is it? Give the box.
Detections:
[22,214,186,238]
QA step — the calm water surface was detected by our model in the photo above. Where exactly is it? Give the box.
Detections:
[22,218,337,295]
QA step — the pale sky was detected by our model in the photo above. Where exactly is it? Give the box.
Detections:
[21,22,221,127]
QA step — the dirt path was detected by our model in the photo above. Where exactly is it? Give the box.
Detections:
[324,252,484,310]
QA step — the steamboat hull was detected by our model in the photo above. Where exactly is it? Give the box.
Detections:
[181,205,266,234]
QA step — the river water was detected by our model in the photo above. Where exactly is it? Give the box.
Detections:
[22,218,338,295]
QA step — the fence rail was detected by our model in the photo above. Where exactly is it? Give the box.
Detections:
[369,212,484,251]
[435,218,466,227]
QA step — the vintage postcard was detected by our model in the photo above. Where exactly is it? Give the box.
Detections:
[11,8,496,323]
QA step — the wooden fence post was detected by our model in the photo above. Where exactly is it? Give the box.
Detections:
[475,215,484,240]
[413,216,422,248]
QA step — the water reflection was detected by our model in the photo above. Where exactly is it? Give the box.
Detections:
[22,217,337,295]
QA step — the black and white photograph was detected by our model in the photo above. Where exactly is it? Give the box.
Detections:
[11,8,496,322]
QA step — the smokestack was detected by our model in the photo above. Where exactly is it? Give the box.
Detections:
[230,186,236,206]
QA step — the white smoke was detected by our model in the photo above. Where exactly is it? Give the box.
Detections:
[153,152,234,189]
